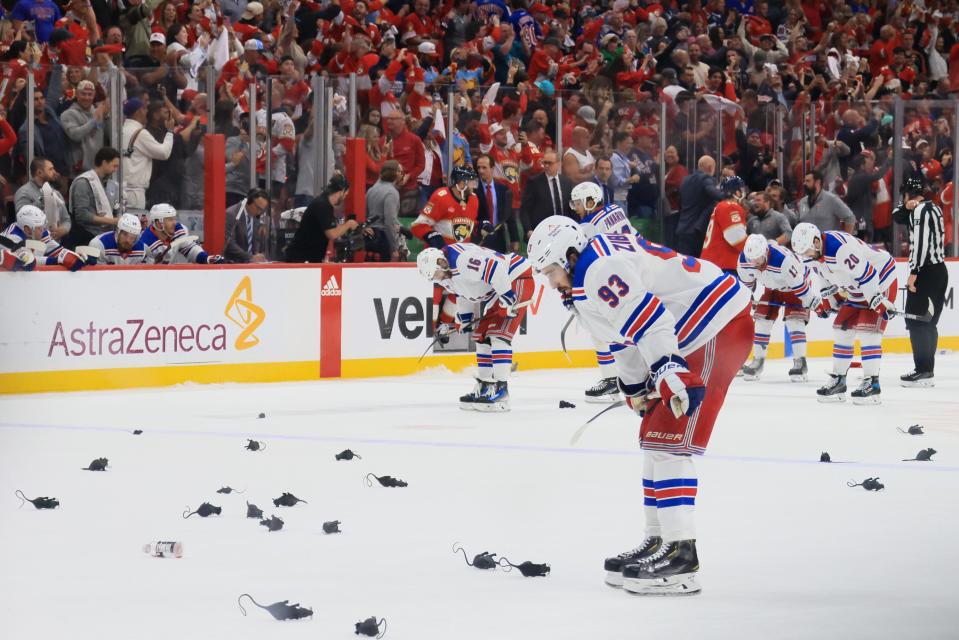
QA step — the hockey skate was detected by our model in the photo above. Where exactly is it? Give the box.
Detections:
[900,370,935,388]
[816,374,847,403]
[788,357,808,382]
[474,381,510,412]
[459,380,490,411]
[622,540,701,596]
[741,357,764,381]
[851,376,881,405]
[603,537,663,588]
[585,377,620,403]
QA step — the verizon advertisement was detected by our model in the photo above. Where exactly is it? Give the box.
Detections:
[0,268,322,375]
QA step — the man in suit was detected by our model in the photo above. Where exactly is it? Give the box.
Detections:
[521,149,574,239]
[224,187,271,263]
[475,154,521,253]
[592,156,614,206]
[676,155,724,257]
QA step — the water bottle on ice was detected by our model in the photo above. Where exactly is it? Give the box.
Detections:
[143,541,183,558]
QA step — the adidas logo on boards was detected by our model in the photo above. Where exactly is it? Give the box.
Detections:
[321,275,341,296]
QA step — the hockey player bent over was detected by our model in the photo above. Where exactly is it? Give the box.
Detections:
[2,205,86,271]
[416,243,534,412]
[570,181,638,403]
[791,222,898,404]
[737,234,820,381]
[142,204,224,264]
[527,216,753,595]
[89,214,147,265]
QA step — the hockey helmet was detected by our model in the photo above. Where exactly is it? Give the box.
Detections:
[116,213,142,237]
[148,203,177,226]
[901,175,926,198]
[527,215,589,273]
[743,234,768,264]
[16,205,47,233]
[790,222,821,257]
[450,164,477,186]
[417,247,446,281]
[569,181,604,213]
[721,175,747,199]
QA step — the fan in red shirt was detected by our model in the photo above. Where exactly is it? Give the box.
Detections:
[411,165,480,249]
[700,176,749,273]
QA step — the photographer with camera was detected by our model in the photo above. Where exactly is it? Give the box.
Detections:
[285,175,361,263]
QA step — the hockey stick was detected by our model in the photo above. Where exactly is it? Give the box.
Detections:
[0,234,25,251]
[559,315,575,364]
[881,298,934,323]
[416,298,535,363]
[569,400,625,446]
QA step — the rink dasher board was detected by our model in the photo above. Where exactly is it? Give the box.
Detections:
[1,260,957,394]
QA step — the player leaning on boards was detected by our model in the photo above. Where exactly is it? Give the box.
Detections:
[527,216,753,596]
[142,204,224,265]
[791,222,898,404]
[416,243,534,412]
[88,214,147,265]
[894,177,948,388]
[570,181,637,403]
[2,205,86,272]
[737,234,821,382]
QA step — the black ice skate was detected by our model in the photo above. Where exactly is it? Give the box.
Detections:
[460,379,490,411]
[585,377,620,403]
[851,376,881,405]
[741,357,764,381]
[603,536,663,588]
[622,540,701,596]
[789,357,808,382]
[900,370,935,388]
[474,381,510,412]
[816,374,847,403]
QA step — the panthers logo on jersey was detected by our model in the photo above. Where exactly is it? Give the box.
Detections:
[452,217,475,242]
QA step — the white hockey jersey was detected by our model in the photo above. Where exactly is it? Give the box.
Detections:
[2,223,71,265]
[570,233,750,380]
[737,241,819,306]
[814,231,897,306]
[440,243,531,319]
[141,222,210,264]
[579,203,636,238]
[89,230,148,265]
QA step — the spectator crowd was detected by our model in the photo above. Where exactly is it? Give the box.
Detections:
[0,0,957,268]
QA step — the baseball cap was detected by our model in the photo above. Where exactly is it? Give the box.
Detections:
[489,122,506,136]
[577,105,598,126]
[418,41,437,56]
[123,97,144,118]
[149,32,166,45]
[241,1,264,20]
[244,39,264,52]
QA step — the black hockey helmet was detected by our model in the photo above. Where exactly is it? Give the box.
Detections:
[450,164,478,186]
[721,175,746,198]
[901,175,925,199]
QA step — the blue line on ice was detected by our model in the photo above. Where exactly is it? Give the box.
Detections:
[1,421,956,474]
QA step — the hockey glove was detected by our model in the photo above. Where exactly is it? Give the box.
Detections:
[814,296,834,319]
[498,290,519,316]
[650,355,706,419]
[423,230,446,249]
[58,249,85,272]
[618,377,655,417]
[560,289,575,312]
[479,220,495,238]
[867,293,894,319]
[14,249,36,272]
[208,254,226,264]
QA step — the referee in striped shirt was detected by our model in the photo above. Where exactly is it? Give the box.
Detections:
[894,177,948,386]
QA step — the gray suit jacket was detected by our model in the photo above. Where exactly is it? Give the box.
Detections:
[224,201,265,263]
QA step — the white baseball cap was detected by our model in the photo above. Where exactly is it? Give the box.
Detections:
[149,32,166,45]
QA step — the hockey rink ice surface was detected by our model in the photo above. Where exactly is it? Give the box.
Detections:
[2,353,958,640]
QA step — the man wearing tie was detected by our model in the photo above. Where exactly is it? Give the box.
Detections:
[592,157,614,206]
[475,154,521,253]
[521,149,574,239]
[224,188,271,263]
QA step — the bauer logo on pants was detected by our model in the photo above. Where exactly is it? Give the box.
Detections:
[224,276,265,351]
[322,275,342,297]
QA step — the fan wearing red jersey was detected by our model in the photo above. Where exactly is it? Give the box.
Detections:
[700,176,749,273]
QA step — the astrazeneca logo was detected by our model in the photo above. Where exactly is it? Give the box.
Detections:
[224,276,265,350]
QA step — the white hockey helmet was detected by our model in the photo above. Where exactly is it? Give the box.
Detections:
[417,247,446,281]
[527,215,589,272]
[116,213,142,237]
[743,233,769,264]
[148,203,177,226]
[569,181,604,213]
[790,222,821,256]
[16,205,47,232]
